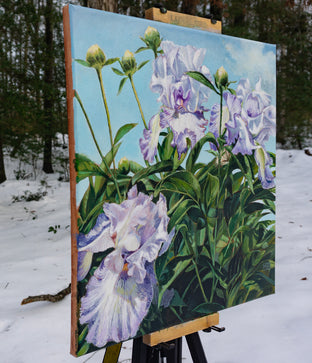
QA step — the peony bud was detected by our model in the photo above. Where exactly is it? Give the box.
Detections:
[121,50,137,74]
[214,66,228,88]
[118,157,130,174]
[144,26,160,46]
[86,44,106,69]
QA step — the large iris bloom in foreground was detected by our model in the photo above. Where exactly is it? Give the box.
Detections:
[209,78,276,189]
[140,41,211,162]
[77,186,174,347]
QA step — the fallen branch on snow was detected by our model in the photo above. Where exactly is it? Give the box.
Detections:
[21,283,71,305]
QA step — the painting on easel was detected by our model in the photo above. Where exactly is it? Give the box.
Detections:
[63,4,276,357]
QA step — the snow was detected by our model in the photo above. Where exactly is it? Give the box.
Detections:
[0,149,311,363]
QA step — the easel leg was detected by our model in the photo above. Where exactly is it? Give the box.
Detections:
[186,332,208,363]
[163,338,182,362]
[132,337,182,363]
[132,337,147,363]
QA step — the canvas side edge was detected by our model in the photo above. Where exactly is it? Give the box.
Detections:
[63,4,79,357]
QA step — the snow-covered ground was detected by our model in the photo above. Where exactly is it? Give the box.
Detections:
[0,149,311,363]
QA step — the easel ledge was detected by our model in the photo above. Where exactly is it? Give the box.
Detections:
[145,7,222,33]
[143,313,219,346]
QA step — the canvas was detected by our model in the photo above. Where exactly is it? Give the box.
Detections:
[63,5,276,357]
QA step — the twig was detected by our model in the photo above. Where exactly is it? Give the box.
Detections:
[21,283,71,305]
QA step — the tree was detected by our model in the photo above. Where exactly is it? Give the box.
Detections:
[42,0,55,173]
[0,0,67,181]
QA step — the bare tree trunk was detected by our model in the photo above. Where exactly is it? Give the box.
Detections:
[181,0,200,15]
[0,128,6,184]
[42,0,54,173]
[209,0,223,20]
[87,0,117,12]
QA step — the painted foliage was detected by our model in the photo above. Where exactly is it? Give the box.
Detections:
[64,5,276,356]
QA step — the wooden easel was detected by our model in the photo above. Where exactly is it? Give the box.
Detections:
[102,7,223,363]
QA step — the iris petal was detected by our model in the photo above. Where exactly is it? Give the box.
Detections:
[139,114,162,163]
[80,260,154,347]
[78,186,174,346]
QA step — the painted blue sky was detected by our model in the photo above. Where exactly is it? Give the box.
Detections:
[68,5,276,202]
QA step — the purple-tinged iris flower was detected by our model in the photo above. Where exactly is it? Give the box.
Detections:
[77,185,174,347]
[209,78,276,189]
[140,41,211,161]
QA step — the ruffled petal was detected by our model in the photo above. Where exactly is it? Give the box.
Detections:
[255,146,275,189]
[230,115,256,155]
[77,251,93,281]
[150,40,211,114]
[139,114,162,163]
[77,213,114,252]
[236,78,251,103]
[80,260,154,347]
[162,110,207,158]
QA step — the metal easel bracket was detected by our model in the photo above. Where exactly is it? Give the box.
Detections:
[203,325,226,333]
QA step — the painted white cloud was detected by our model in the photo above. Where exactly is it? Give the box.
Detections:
[224,40,276,95]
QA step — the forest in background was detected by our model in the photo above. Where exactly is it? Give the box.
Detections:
[0,0,311,183]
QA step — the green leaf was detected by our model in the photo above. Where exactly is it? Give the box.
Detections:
[158,131,174,161]
[137,60,149,70]
[244,202,266,214]
[204,172,220,207]
[135,46,149,54]
[75,153,109,183]
[132,160,173,185]
[226,147,254,193]
[168,198,195,232]
[111,67,124,76]
[158,258,192,307]
[104,57,119,66]
[129,161,144,174]
[228,88,236,95]
[186,71,219,94]
[79,199,106,234]
[186,133,218,172]
[78,326,88,343]
[114,123,137,144]
[77,342,90,356]
[75,59,91,67]
[244,155,254,191]
[173,144,188,170]
[117,77,127,95]
[155,170,201,202]
[170,290,186,307]
[192,302,224,314]
[94,143,121,197]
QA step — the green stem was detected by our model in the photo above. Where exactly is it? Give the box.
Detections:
[170,306,184,323]
[219,89,223,139]
[129,74,148,129]
[96,70,116,169]
[74,91,106,164]
[96,69,121,201]
[184,234,209,304]
[192,260,209,304]
[74,90,121,202]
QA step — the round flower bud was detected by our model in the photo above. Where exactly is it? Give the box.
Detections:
[121,50,137,74]
[86,44,106,69]
[144,26,160,46]
[215,66,228,88]
[118,157,130,174]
